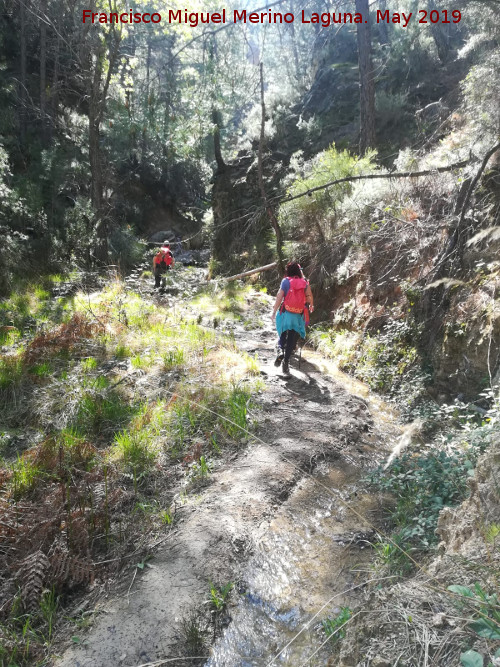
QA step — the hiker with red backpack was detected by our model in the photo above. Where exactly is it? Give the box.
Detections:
[271,261,314,375]
[153,242,175,288]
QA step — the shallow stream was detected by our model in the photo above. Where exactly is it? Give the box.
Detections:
[206,355,397,666]
[205,466,378,665]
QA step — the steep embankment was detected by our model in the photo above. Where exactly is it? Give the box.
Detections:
[334,434,500,667]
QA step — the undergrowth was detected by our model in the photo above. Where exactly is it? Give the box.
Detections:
[0,273,262,663]
[366,399,496,578]
[311,318,429,417]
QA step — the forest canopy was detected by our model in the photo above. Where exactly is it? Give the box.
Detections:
[0,0,498,289]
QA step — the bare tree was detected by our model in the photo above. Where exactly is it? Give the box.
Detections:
[258,62,284,270]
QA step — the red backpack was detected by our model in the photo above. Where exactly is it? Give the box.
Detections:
[283,277,308,314]
[156,248,173,267]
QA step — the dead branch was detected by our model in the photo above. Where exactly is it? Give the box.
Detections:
[281,158,470,205]
[427,142,500,281]
[220,262,278,282]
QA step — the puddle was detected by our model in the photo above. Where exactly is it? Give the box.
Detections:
[206,461,379,666]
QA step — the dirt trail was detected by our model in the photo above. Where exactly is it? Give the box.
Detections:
[54,269,400,667]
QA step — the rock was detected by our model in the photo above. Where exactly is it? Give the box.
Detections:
[175,250,194,264]
[148,230,176,243]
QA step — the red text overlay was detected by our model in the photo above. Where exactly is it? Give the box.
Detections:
[82,8,462,27]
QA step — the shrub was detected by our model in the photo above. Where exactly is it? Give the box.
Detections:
[72,391,135,438]
[113,429,156,473]
[366,441,487,549]
[0,356,23,389]
[280,144,377,238]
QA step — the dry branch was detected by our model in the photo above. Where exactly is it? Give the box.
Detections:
[427,141,500,281]
[220,262,278,282]
[281,159,470,204]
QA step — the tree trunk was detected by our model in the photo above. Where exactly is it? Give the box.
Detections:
[288,0,302,88]
[141,39,152,164]
[378,0,389,45]
[89,40,107,265]
[87,26,121,266]
[89,125,106,262]
[20,0,27,142]
[428,0,452,63]
[355,0,376,155]
[40,0,47,141]
[51,22,61,139]
[258,63,284,271]
[221,262,278,282]
[212,108,226,172]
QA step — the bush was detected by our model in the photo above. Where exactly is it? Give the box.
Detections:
[279,144,377,239]
[366,441,487,549]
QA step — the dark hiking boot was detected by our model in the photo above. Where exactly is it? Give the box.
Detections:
[274,349,284,367]
[282,360,290,376]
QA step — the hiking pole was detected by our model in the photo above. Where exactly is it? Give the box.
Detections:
[300,303,310,370]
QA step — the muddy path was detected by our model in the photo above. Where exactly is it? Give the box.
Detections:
[54,267,400,667]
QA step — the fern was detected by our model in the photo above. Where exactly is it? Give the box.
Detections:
[15,550,50,611]
[49,546,94,588]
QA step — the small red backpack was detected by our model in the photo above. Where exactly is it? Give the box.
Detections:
[283,277,308,314]
[156,248,173,267]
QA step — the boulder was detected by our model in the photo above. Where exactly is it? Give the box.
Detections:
[148,230,176,244]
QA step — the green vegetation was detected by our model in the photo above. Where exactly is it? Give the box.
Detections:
[1,0,500,662]
[450,584,500,666]
[0,275,261,662]
[10,454,43,499]
[113,429,156,484]
[190,282,251,322]
[180,610,208,657]
[322,606,353,643]
[72,391,136,438]
[167,384,254,458]
[311,319,427,416]
[449,583,500,640]
[367,446,482,549]
[364,399,495,585]
[0,586,61,666]
[207,581,233,613]
[280,145,377,238]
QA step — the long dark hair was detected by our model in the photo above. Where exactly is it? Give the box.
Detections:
[284,261,302,278]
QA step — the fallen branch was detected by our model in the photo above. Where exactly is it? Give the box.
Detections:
[282,158,470,204]
[220,262,278,282]
[130,659,210,666]
[426,141,500,282]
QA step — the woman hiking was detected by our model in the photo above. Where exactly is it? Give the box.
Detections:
[153,241,175,289]
[271,261,314,376]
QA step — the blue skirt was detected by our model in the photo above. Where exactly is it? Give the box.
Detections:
[275,310,306,339]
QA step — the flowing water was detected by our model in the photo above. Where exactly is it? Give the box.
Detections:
[206,463,383,666]
[206,348,397,666]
